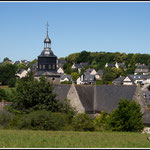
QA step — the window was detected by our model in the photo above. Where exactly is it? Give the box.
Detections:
[39,65,41,69]
[49,65,51,69]
[43,64,45,69]
[53,64,55,69]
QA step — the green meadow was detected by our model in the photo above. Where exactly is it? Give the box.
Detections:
[0,129,149,148]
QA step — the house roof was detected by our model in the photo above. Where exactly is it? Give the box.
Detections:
[97,70,103,76]
[75,85,94,112]
[53,84,71,102]
[58,59,66,65]
[34,70,60,77]
[18,69,26,74]
[107,64,115,67]
[95,85,137,113]
[80,62,89,67]
[60,74,72,81]
[128,74,150,81]
[84,68,96,75]
[113,76,125,83]
[74,64,82,69]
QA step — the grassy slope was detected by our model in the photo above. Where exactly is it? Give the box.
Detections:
[0,130,150,148]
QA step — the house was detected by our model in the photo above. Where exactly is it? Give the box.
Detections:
[71,63,82,73]
[115,62,126,70]
[14,61,20,65]
[57,58,66,68]
[95,69,103,80]
[112,76,125,85]
[77,74,95,85]
[105,63,115,68]
[134,64,149,75]
[60,74,72,82]
[57,67,64,74]
[80,62,90,67]
[16,69,28,78]
[84,68,97,75]
[122,76,134,85]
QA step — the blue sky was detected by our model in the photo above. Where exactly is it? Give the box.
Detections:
[0,2,150,62]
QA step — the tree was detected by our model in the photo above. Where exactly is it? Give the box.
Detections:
[109,99,144,132]
[10,76,60,113]
[71,72,79,82]
[0,64,17,85]
[0,88,6,101]
[3,57,10,62]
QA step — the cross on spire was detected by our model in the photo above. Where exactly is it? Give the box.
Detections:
[46,21,49,37]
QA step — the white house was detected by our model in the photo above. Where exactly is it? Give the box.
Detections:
[16,69,28,78]
[57,67,64,74]
[60,74,72,82]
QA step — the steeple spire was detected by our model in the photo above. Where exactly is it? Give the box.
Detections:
[46,21,49,37]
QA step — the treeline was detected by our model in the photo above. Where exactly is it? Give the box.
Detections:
[63,51,150,72]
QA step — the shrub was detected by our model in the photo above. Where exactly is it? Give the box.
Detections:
[109,99,144,132]
[72,113,95,131]
[94,111,110,131]
[0,109,13,128]
[17,110,69,130]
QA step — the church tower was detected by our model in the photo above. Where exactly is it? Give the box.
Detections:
[34,22,60,83]
[38,22,57,72]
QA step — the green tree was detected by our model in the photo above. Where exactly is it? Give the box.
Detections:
[0,64,17,85]
[10,76,60,113]
[71,72,79,82]
[0,88,6,101]
[109,99,144,132]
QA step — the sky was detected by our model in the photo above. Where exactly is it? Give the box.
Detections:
[0,2,150,62]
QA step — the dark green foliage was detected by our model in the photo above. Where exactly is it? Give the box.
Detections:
[109,99,144,132]
[17,110,68,130]
[63,63,72,74]
[76,51,91,63]
[0,64,17,85]
[8,78,16,88]
[10,76,60,113]
[0,110,13,128]
[59,99,77,123]
[0,88,6,101]
[72,113,95,131]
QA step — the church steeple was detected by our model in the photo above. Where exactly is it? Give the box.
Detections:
[44,21,51,48]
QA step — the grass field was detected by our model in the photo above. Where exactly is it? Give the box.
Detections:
[0,129,149,148]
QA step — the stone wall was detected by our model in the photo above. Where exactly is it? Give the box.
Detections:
[67,84,85,113]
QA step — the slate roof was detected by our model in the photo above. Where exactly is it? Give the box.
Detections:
[84,68,96,75]
[128,74,150,81]
[75,85,94,112]
[112,76,125,84]
[18,69,26,74]
[53,84,71,102]
[107,64,115,67]
[80,62,90,67]
[58,59,66,64]
[95,85,137,113]
[60,74,72,81]
[34,70,60,77]
[74,64,82,69]
[97,70,103,76]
